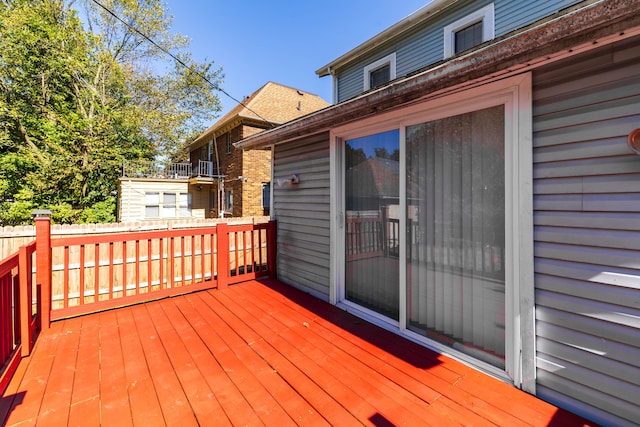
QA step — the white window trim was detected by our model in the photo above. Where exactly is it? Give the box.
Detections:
[330,73,533,391]
[363,52,397,91]
[444,3,495,58]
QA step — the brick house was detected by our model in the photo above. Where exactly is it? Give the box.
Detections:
[189,82,329,218]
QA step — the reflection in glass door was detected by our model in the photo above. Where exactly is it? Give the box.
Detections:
[406,105,506,367]
[345,130,400,320]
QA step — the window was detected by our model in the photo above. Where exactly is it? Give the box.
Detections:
[144,191,191,218]
[144,192,159,218]
[444,3,494,58]
[224,190,233,212]
[261,182,271,209]
[226,132,232,154]
[363,53,396,91]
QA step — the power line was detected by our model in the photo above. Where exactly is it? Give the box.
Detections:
[88,0,275,127]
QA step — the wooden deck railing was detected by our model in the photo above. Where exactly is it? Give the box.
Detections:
[0,241,38,394]
[0,215,277,395]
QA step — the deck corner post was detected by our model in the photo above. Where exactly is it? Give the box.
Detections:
[217,222,229,289]
[33,210,52,330]
[267,220,277,279]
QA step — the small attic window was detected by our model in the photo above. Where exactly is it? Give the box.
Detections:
[444,3,494,58]
[364,53,396,91]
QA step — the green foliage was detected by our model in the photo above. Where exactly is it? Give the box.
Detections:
[0,0,223,226]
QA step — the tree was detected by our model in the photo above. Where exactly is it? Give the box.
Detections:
[0,0,222,225]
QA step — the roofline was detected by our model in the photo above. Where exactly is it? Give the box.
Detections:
[239,0,640,150]
[315,0,458,77]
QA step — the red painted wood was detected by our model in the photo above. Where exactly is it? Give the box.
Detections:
[171,296,267,426]
[1,280,597,427]
[97,311,133,427]
[35,216,51,330]
[128,304,200,427]
[18,245,32,358]
[108,241,114,298]
[267,220,277,278]
[79,244,85,305]
[68,314,100,427]
[144,302,231,425]
[36,317,81,426]
[147,238,153,293]
[184,292,299,425]
[94,243,100,304]
[116,308,166,427]
[217,223,228,288]
[63,245,69,308]
[135,239,140,294]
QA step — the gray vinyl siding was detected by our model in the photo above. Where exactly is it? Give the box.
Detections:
[532,35,640,427]
[273,133,331,298]
[336,0,583,103]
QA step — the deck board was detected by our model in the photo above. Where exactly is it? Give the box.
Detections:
[1,279,596,426]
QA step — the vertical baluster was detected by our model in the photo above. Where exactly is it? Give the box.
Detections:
[109,242,114,300]
[122,241,127,296]
[147,238,152,293]
[135,240,140,294]
[63,246,69,308]
[159,238,164,289]
[94,243,100,303]
[191,235,196,285]
[79,244,85,305]
[181,236,186,286]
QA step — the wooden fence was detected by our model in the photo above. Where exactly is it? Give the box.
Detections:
[0,216,277,395]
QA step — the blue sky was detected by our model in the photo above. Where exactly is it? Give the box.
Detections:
[164,1,430,118]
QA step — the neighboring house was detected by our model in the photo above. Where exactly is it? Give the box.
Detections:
[117,82,329,221]
[236,1,640,426]
[188,82,329,218]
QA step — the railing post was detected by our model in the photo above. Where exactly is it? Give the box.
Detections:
[19,245,32,356]
[33,210,52,330]
[217,223,228,289]
[267,220,277,279]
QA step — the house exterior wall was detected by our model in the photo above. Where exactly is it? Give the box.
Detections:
[273,133,331,299]
[335,0,583,103]
[242,149,271,217]
[532,35,640,427]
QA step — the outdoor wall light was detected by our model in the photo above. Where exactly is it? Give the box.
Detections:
[275,174,300,188]
[628,128,640,155]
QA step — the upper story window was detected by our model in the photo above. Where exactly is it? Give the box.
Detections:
[363,52,396,91]
[444,3,494,58]
[226,132,232,154]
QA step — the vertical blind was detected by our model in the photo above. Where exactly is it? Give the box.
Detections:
[345,130,400,320]
[406,105,506,367]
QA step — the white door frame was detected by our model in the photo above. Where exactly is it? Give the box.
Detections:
[329,73,534,391]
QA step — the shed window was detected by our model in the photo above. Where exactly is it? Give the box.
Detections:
[364,53,396,91]
[444,3,494,58]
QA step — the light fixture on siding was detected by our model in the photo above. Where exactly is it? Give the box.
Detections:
[275,174,300,188]
[628,128,640,154]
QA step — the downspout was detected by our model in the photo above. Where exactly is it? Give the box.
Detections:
[212,133,224,218]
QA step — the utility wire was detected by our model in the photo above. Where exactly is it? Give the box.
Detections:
[88,0,276,128]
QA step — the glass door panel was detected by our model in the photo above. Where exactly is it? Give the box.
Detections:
[345,130,400,320]
[406,105,506,367]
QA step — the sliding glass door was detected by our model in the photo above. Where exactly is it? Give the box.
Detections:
[406,105,506,367]
[334,75,532,379]
[344,130,400,320]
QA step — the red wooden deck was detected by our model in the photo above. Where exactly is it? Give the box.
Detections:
[1,279,595,426]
